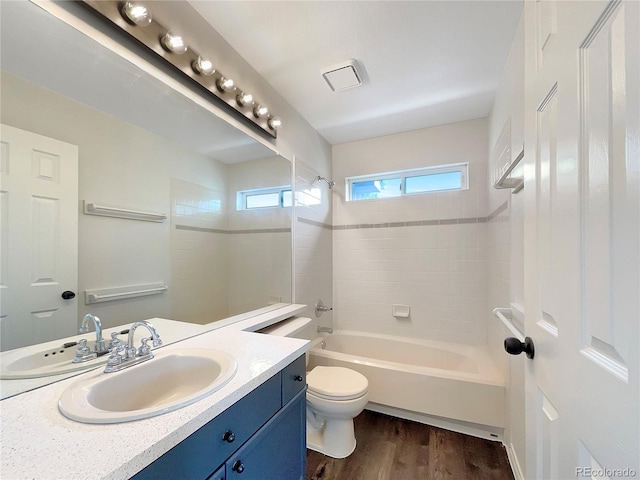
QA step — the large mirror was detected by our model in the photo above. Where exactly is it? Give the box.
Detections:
[0,1,292,397]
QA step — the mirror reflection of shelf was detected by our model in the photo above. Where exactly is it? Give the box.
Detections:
[85,283,168,305]
[493,148,524,193]
[83,201,167,222]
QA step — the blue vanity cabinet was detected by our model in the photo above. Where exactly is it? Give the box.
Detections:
[132,355,306,480]
[226,388,306,479]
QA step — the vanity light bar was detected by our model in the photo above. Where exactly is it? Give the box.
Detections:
[80,1,281,138]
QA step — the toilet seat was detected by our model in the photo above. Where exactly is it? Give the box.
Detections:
[307,366,368,401]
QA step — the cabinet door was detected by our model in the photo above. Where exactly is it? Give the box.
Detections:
[227,388,306,480]
[281,355,306,405]
[206,465,225,480]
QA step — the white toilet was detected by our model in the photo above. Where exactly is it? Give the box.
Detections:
[259,317,369,458]
[306,365,369,458]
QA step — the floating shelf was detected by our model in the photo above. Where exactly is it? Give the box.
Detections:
[493,148,524,194]
[85,283,168,305]
[83,201,167,222]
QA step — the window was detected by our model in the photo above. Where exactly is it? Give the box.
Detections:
[347,163,468,201]
[237,186,292,210]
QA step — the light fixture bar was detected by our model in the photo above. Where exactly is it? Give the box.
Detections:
[80,0,279,138]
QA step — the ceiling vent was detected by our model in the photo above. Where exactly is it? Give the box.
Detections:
[322,59,363,92]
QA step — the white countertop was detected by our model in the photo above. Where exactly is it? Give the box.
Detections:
[0,306,310,480]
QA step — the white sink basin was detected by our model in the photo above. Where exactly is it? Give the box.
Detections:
[0,342,105,379]
[58,348,237,423]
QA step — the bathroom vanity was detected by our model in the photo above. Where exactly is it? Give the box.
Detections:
[133,355,306,480]
[0,312,309,480]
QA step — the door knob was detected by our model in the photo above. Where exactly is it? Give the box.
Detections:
[504,336,535,359]
[61,291,76,300]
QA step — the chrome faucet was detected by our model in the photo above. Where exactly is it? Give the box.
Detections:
[104,320,162,373]
[317,325,333,334]
[78,313,106,353]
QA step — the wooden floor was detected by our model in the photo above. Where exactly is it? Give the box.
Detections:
[307,411,514,480]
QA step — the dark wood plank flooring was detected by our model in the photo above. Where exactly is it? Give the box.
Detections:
[307,410,514,480]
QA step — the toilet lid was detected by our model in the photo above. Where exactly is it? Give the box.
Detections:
[307,366,368,400]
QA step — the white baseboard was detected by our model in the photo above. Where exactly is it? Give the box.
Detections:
[505,442,525,480]
[365,402,504,442]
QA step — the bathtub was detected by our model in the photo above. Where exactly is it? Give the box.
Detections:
[307,330,506,429]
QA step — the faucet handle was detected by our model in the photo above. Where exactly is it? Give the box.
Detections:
[76,339,90,354]
[72,339,98,364]
[106,344,125,366]
[137,338,152,356]
[109,332,122,349]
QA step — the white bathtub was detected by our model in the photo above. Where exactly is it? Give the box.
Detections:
[307,330,506,429]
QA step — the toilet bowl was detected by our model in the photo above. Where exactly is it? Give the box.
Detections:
[305,366,369,458]
[260,316,369,458]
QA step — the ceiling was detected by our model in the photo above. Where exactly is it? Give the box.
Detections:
[189,1,523,145]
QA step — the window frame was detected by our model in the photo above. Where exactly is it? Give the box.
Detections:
[346,162,469,202]
[236,185,292,210]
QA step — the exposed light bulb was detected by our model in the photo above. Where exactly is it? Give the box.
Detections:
[192,56,215,76]
[268,116,282,130]
[236,92,254,107]
[121,2,152,26]
[161,32,188,54]
[253,104,269,118]
[216,77,236,93]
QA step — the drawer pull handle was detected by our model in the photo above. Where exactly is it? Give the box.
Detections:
[232,460,245,473]
[294,375,303,382]
[222,430,236,443]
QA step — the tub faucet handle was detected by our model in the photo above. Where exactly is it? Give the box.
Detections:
[315,299,333,317]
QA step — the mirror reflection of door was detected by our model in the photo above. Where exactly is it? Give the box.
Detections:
[0,124,78,351]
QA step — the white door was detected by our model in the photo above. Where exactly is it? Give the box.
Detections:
[523,1,639,479]
[0,124,79,351]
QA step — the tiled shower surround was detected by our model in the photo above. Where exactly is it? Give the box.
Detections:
[332,118,491,344]
[333,219,488,344]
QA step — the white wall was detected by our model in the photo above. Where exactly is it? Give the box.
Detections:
[332,118,489,344]
[486,13,526,478]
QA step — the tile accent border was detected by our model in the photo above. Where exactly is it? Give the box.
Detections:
[333,216,488,230]
[176,225,291,234]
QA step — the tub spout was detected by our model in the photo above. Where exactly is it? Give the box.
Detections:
[317,326,333,334]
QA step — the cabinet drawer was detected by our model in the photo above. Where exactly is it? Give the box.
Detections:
[281,354,306,405]
[132,374,281,480]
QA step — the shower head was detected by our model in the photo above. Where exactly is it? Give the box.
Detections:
[317,176,336,189]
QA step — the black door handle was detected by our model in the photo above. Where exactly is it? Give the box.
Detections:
[61,291,76,300]
[504,336,535,359]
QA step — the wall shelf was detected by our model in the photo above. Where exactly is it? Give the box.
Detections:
[493,148,524,193]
